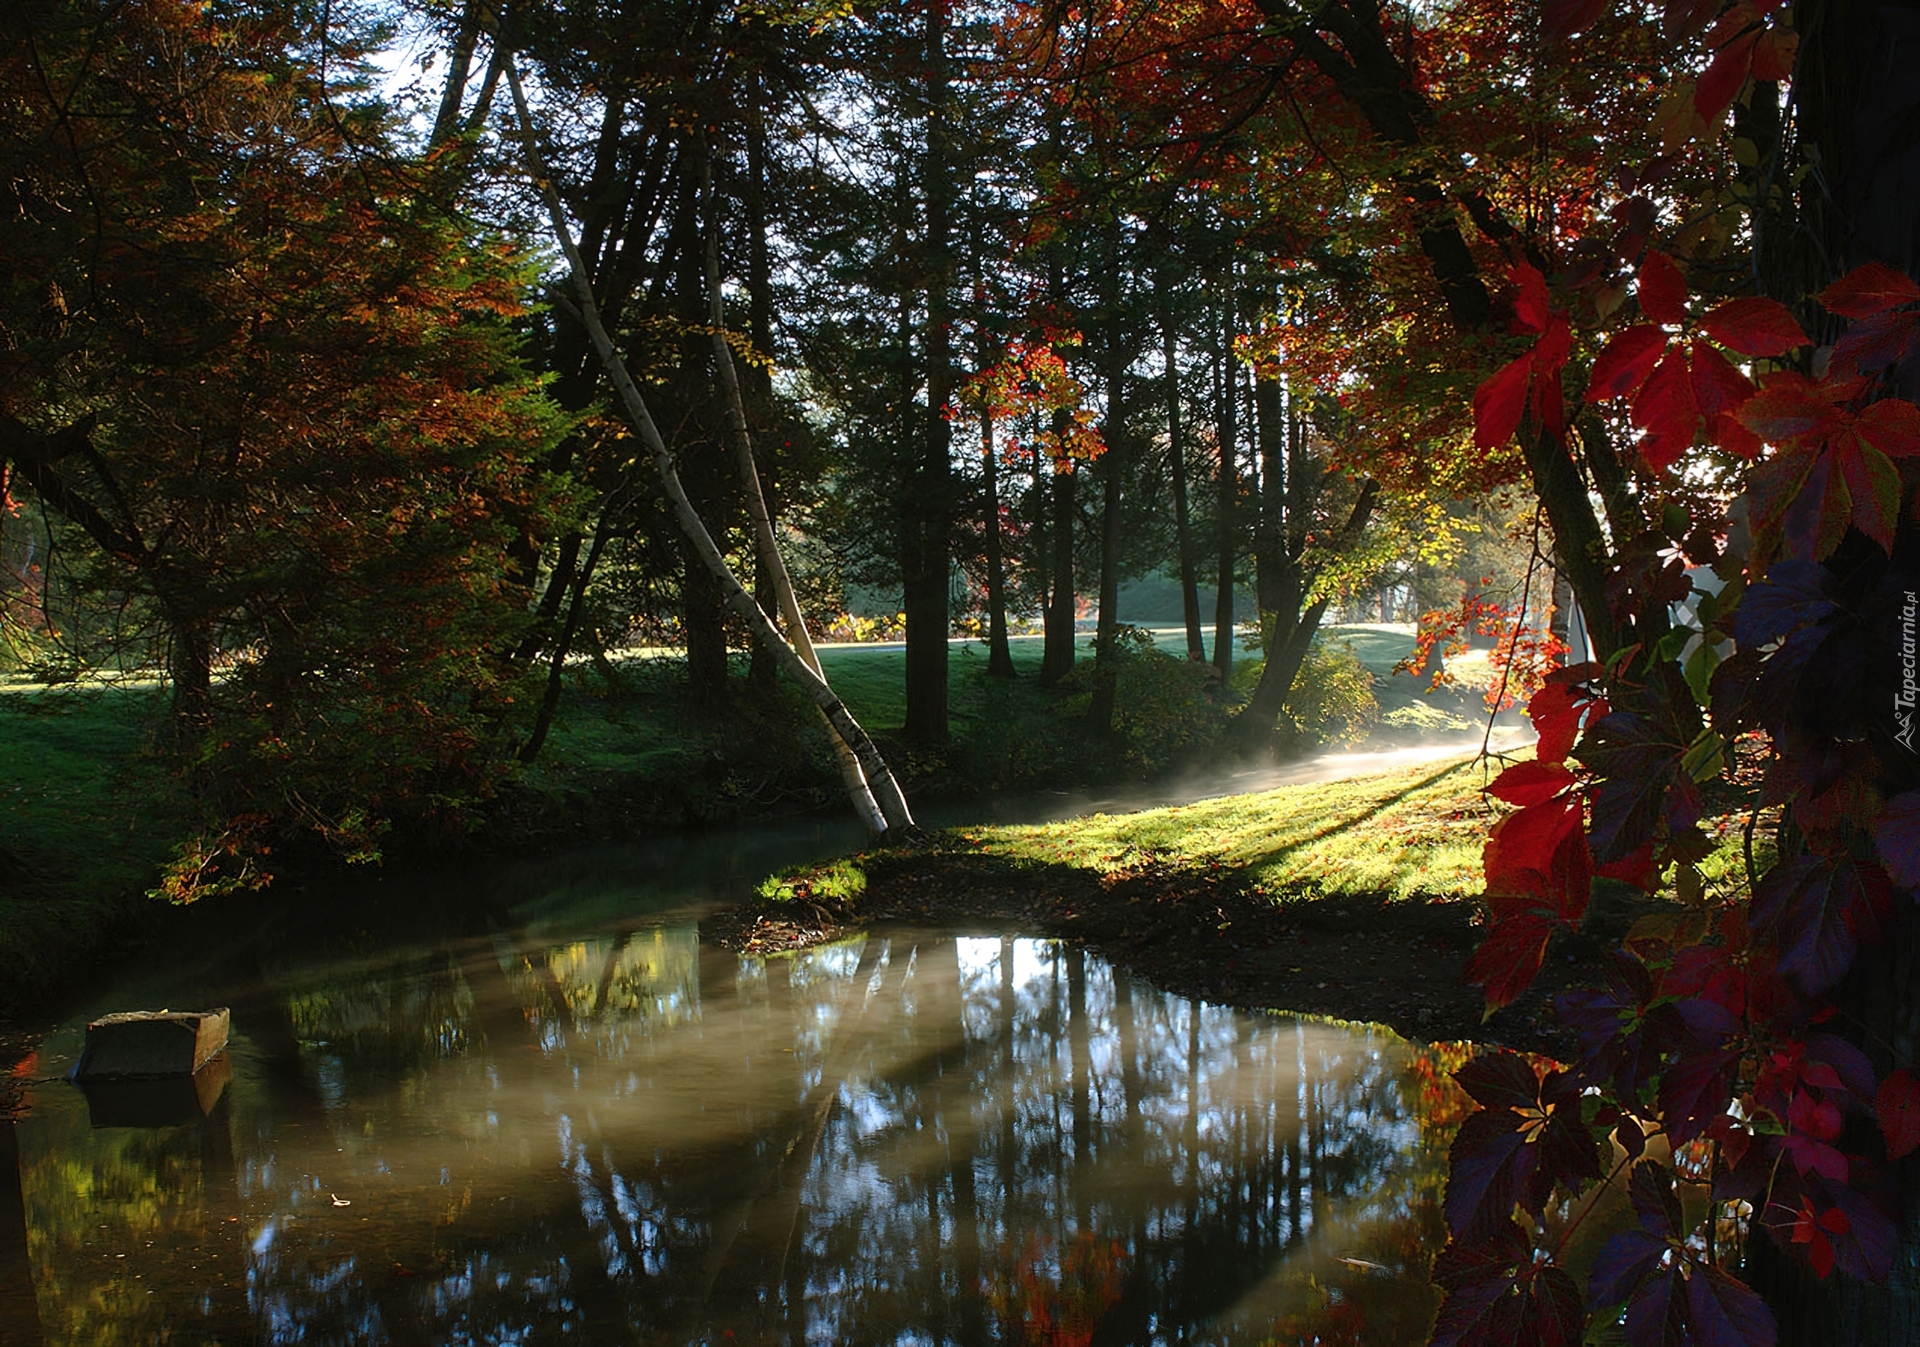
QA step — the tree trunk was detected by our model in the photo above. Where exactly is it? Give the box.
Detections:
[164,599,213,730]
[1167,314,1204,661]
[682,541,730,710]
[903,0,952,746]
[982,408,1016,678]
[1040,451,1078,686]
[1087,430,1124,735]
[1252,364,1290,652]
[1737,1,1920,1333]
[1213,294,1239,680]
[1087,256,1127,737]
[519,525,608,764]
[703,178,898,832]
[505,58,912,835]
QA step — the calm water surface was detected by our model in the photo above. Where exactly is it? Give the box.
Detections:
[3,826,1463,1345]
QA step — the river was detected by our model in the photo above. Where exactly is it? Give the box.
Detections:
[2,815,1473,1345]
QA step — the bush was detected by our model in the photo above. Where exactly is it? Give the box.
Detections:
[1106,626,1230,773]
[1233,637,1380,750]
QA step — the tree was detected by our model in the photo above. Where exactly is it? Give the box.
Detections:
[1,0,566,885]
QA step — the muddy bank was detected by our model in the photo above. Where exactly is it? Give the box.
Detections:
[703,843,1579,1056]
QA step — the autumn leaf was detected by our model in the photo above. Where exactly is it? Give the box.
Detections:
[1878,1069,1920,1159]
[1695,27,1758,122]
[1586,324,1669,402]
[1637,250,1688,326]
[1487,759,1576,806]
[1816,261,1920,318]
[1702,296,1809,357]
[1474,353,1533,449]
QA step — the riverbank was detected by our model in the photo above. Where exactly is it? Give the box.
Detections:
[702,756,1583,1052]
[0,626,1500,1021]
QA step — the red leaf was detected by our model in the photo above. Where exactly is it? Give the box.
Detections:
[1703,296,1810,357]
[1750,25,1798,81]
[1663,0,1717,36]
[1633,346,1697,470]
[1709,411,1765,459]
[1543,0,1608,35]
[1513,262,1553,333]
[1596,842,1658,891]
[1468,913,1554,1011]
[1817,261,1920,319]
[1690,338,1755,418]
[1879,1069,1920,1159]
[1586,325,1669,402]
[1633,346,1697,432]
[1737,372,1839,448]
[1639,421,1694,473]
[1488,759,1577,806]
[1637,250,1688,326]
[1529,677,1605,762]
[1696,27,1758,121]
[1855,397,1920,458]
[1475,353,1533,448]
[1831,309,1920,378]
[1486,795,1585,896]
[1840,436,1902,552]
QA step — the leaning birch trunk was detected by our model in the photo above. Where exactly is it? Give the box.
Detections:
[701,207,912,831]
[505,60,912,836]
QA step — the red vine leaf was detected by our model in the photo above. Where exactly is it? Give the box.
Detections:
[1474,353,1533,448]
[1487,759,1577,806]
[1878,1069,1920,1160]
[1703,297,1810,357]
[1638,250,1688,326]
[1586,324,1669,402]
[1817,261,1920,319]
[1695,27,1759,123]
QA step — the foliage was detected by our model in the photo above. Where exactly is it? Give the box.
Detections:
[1277,639,1381,750]
[1430,0,1920,1331]
[1058,626,1227,774]
[0,1,570,890]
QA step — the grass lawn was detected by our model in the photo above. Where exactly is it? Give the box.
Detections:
[0,679,189,1001]
[943,753,1501,902]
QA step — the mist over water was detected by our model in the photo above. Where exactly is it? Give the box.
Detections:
[975,729,1529,826]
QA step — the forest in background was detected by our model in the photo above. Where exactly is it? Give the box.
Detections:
[1,0,1550,881]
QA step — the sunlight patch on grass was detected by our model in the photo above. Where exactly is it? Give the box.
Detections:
[961,756,1504,902]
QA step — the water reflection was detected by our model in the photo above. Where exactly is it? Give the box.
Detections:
[16,920,1458,1344]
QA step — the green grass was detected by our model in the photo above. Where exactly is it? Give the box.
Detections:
[956,754,1502,902]
[0,681,190,1000]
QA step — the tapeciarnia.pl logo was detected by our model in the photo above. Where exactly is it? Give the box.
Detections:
[1899,589,1919,753]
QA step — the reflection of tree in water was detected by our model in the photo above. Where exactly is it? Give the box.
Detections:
[17,926,1454,1343]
